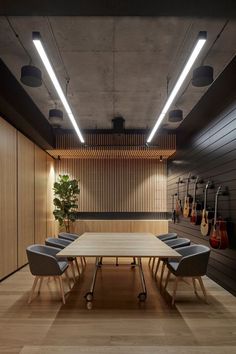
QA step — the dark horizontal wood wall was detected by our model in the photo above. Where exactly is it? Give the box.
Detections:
[168,99,236,295]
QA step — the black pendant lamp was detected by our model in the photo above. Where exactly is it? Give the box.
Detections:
[192,65,213,87]
[20,65,42,87]
[49,109,63,127]
[168,109,183,123]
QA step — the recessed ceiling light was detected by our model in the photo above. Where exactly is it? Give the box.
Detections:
[147,31,207,143]
[32,31,84,143]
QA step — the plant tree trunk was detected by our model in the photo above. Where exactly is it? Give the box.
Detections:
[65,218,70,233]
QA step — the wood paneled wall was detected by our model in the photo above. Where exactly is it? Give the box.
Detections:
[0,118,17,279]
[56,159,167,212]
[168,99,236,295]
[0,116,55,280]
[17,132,35,267]
[71,220,168,235]
[35,145,47,244]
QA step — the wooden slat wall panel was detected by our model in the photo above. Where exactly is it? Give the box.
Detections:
[0,118,17,279]
[56,159,167,212]
[55,132,176,149]
[46,155,57,237]
[35,145,47,244]
[167,100,236,295]
[70,220,168,235]
[17,132,35,267]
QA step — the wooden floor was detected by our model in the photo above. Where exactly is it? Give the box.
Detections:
[0,258,236,354]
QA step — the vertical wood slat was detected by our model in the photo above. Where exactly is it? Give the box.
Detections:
[0,117,17,279]
[35,145,47,244]
[17,132,35,267]
[56,159,167,212]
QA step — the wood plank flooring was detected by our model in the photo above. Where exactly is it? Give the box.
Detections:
[0,258,236,353]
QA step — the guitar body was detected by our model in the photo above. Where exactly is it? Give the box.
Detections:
[183,196,192,217]
[190,202,202,225]
[209,220,229,249]
[200,210,214,236]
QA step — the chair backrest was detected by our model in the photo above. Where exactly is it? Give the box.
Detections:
[165,237,190,249]
[45,237,71,249]
[174,245,210,277]
[157,233,178,241]
[58,232,79,241]
[26,244,65,276]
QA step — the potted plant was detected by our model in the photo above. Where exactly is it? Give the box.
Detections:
[53,174,80,232]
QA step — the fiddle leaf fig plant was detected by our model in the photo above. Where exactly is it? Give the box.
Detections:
[53,174,80,232]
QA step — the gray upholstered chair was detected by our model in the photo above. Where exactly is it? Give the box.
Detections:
[154,238,191,284]
[26,244,71,304]
[157,233,178,241]
[58,232,86,266]
[164,245,210,305]
[45,237,81,281]
[58,232,80,241]
[149,233,178,269]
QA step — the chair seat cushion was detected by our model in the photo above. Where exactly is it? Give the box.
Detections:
[168,261,179,273]
[58,261,68,273]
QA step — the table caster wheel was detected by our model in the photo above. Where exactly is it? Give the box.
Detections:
[85,292,93,302]
[138,292,147,302]
[87,301,93,310]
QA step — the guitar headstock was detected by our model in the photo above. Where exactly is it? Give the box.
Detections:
[216,185,222,196]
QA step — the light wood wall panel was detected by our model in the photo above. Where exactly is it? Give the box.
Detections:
[70,220,168,235]
[0,117,17,279]
[56,159,167,212]
[35,145,47,244]
[17,132,35,267]
[46,155,57,237]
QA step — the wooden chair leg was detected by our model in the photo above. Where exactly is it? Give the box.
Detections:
[69,261,77,283]
[38,277,43,294]
[74,258,80,275]
[28,276,39,304]
[83,257,86,265]
[164,269,171,290]
[192,277,197,295]
[65,269,72,290]
[172,277,179,306]
[148,257,152,266]
[154,258,161,278]
[58,276,66,304]
[198,276,208,303]
[160,261,166,288]
[151,257,156,273]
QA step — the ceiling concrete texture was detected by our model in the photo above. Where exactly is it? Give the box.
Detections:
[0,16,236,131]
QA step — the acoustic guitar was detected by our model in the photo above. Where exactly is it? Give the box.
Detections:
[190,176,202,225]
[200,181,214,236]
[183,173,193,217]
[209,186,229,249]
[172,194,176,223]
[175,177,183,219]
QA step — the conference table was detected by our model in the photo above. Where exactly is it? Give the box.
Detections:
[57,232,180,308]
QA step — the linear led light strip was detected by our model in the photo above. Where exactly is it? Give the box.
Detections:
[147,31,207,143]
[32,32,85,143]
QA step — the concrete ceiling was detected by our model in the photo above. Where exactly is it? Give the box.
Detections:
[0,16,236,131]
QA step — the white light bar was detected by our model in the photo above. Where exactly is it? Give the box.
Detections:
[32,32,84,143]
[147,31,207,143]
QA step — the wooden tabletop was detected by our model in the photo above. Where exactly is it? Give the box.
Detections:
[57,232,181,258]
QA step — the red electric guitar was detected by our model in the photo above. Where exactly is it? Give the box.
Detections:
[190,177,202,225]
[200,181,214,236]
[209,186,229,249]
[183,173,193,218]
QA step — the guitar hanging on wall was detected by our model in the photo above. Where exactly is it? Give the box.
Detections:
[172,194,176,223]
[200,181,214,236]
[175,177,183,221]
[183,173,193,218]
[209,186,229,250]
[190,176,202,225]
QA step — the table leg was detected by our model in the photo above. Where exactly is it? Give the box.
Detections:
[84,257,99,303]
[137,257,147,301]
